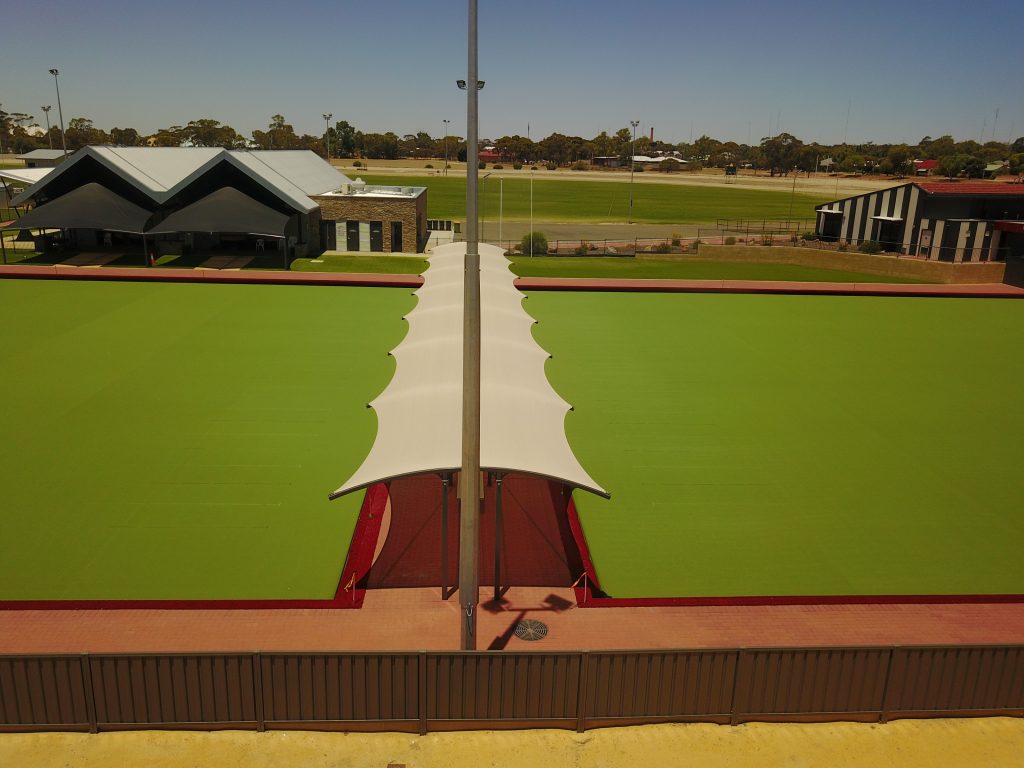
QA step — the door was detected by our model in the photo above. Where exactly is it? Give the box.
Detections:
[918,230,932,258]
[346,220,359,251]
[390,221,403,252]
[369,221,384,252]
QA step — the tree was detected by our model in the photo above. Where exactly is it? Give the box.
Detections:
[886,144,912,176]
[180,119,245,148]
[760,132,803,175]
[938,153,971,179]
[64,117,109,149]
[151,125,184,146]
[254,114,301,150]
[109,127,144,146]
[1012,137,1024,153]
[660,158,681,173]
[519,231,547,256]
[325,120,357,157]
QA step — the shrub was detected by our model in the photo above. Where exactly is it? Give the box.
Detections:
[520,231,547,256]
[724,236,736,245]
[573,243,589,256]
[493,164,503,170]
[530,165,538,171]
[424,163,433,169]
[513,161,523,170]
[632,163,644,172]
[858,240,883,254]
[545,161,558,171]
[690,239,702,252]
[800,230,817,241]
[790,234,799,244]
[837,240,849,252]
[479,160,487,169]
[661,158,681,173]
[572,160,589,171]
[762,236,774,246]
[670,233,682,247]
[652,242,672,254]
[352,160,363,168]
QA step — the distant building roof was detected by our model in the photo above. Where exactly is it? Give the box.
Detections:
[15,149,67,161]
[913,159,939,170]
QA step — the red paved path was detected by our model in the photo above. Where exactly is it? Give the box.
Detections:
[3,590,1023,653]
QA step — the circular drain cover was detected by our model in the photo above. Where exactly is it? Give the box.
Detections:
[514,619,549,641]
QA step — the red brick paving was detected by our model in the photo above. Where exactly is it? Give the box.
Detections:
[3,588,1024,654]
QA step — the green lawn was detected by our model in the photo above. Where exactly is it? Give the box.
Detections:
[357,174,825,224]
[528,292,1024,598]
[510,257,928,283]
[0,280,414,600]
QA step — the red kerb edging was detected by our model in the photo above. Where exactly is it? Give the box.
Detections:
[0,264,423,288]
[0,483,389,611]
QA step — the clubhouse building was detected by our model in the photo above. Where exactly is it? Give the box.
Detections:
[4,146,427,258]
[814,181,1024,262]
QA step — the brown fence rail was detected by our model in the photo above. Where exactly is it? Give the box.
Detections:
[2,646,1022,733]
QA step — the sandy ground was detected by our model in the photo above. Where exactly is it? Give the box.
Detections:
[2,718,1022,768]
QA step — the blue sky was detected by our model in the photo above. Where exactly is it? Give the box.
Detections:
[5,0,1022,145]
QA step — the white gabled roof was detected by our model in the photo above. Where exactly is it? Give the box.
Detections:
[330,242,607,500]
[0,168,53,185]
[232,150,350,195]
[12,146,349,213]
[15,149,67,161]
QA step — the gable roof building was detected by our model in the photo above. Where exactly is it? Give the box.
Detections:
[814,181,1024,263]
[6,147,429,257]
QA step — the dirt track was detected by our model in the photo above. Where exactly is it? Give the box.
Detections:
[3,718,1021,767]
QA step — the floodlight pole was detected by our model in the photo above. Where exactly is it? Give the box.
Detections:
[323,113,332,160]
[48,69,67,158]
[629,120,639,224]
[458,0,482,651]
[41,106,52,149]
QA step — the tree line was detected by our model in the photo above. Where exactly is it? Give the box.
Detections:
[2,108,1022,178]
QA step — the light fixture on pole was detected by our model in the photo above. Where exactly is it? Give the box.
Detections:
[443,119,450,176]
[41,106,52,149]
[322,113,332,160]
[458,0,482,651]
[629,120,639,224]
[48,69,67,158]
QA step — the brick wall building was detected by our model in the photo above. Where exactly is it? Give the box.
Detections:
[313,184,428,253]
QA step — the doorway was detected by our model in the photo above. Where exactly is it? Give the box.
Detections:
[390,221,403,252]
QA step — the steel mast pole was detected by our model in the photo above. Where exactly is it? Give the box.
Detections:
[459,0,481,651]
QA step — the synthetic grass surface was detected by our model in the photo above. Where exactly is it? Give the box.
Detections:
[358,174,824,224]
[528,292,1024,598]
[0,280,414,600]
[509,257,928,283]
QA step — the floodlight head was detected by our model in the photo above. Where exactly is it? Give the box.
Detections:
[42,105,51,112]
[477,80,485,90]
[323,112,332,121]
[457,79,467,89]
[49,68,59,76]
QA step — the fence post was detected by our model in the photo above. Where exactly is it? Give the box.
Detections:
[634,238,638,255]
[729,649,745,726]
[252,652,266,732]
[419,651,428,735]
[80,653,98,734]
[576,651,590,733]
[879,646,898,724]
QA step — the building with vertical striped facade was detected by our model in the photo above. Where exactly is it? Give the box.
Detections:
[815,182,1024,263]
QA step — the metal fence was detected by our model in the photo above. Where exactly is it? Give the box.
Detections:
[2,645,1022,733]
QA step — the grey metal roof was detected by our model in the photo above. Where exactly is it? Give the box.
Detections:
[12,146,350,213]
[15,149,67,161]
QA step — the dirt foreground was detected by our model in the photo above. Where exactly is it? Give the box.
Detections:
[3,718,1022,768]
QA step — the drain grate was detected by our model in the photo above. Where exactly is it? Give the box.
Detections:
[513,619,549,641]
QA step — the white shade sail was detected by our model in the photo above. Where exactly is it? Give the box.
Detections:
[330,242,608,499]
